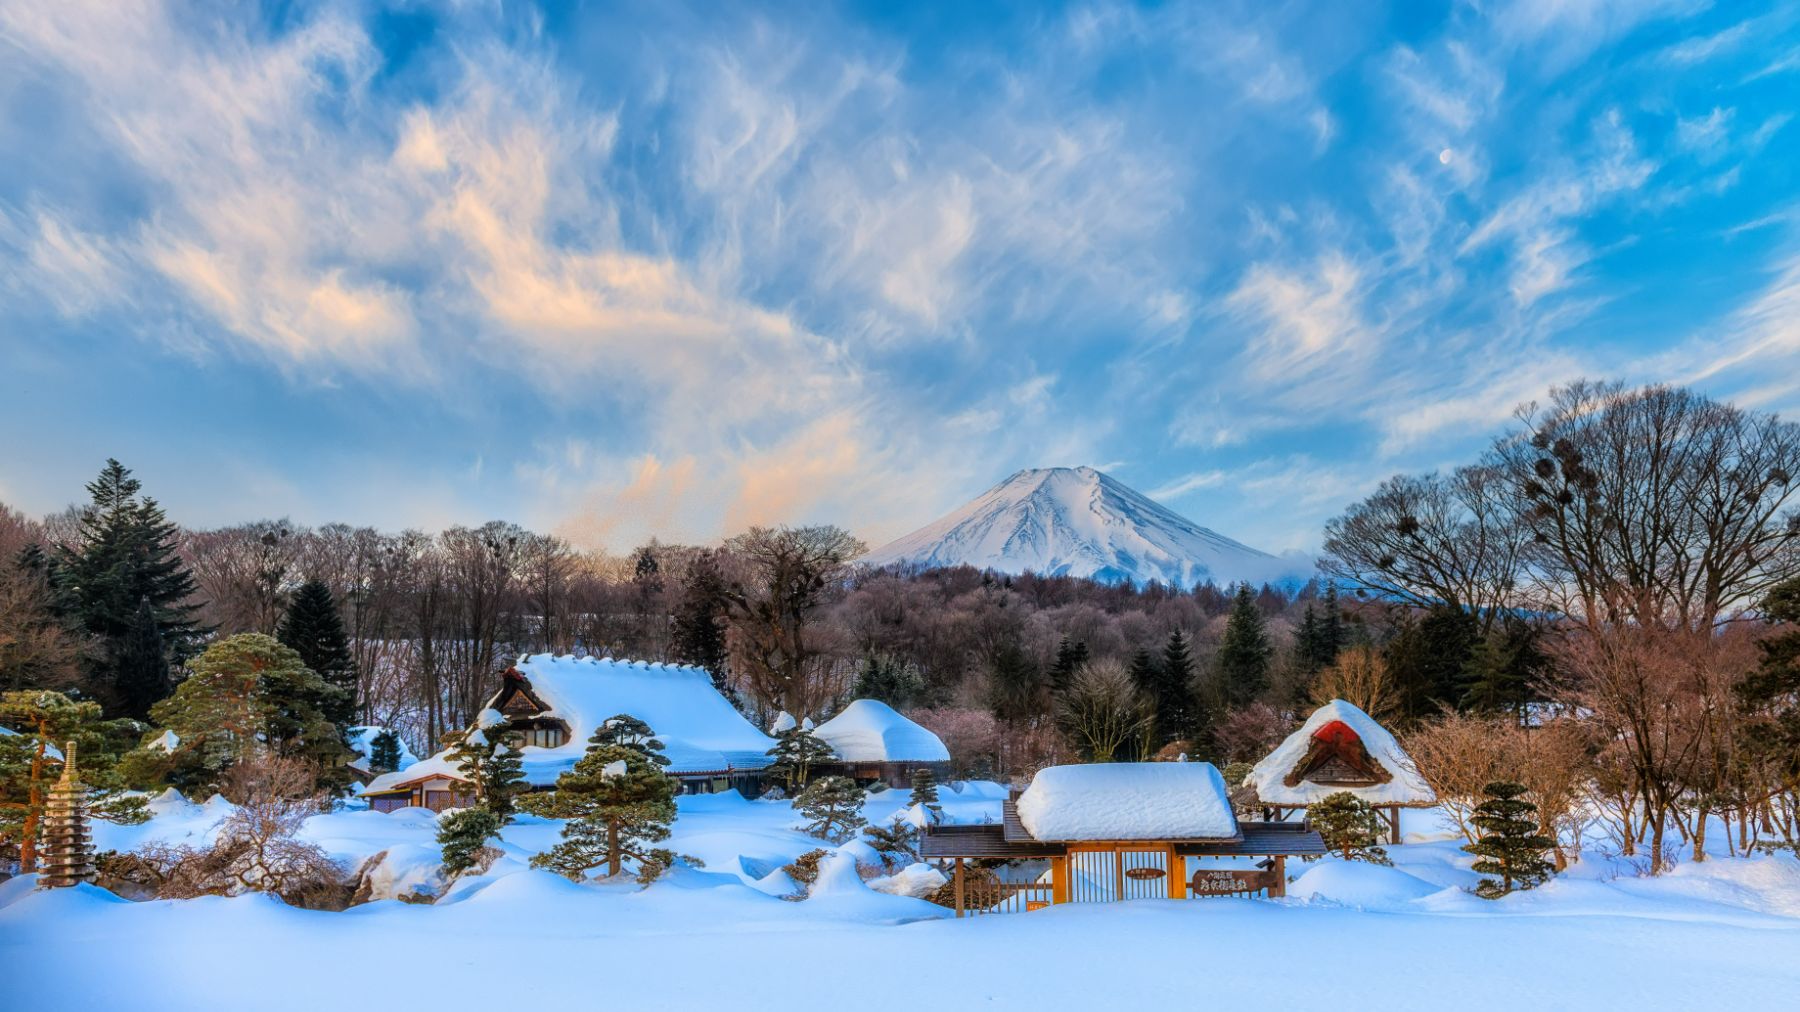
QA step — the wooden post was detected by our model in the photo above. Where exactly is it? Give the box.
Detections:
[954,858,965,917]
[1389,805,1402,845]
[1270,855,1287,898]
[1051,854,1071,905]
[1167,846,1186,899]
[1113,847,1126,902]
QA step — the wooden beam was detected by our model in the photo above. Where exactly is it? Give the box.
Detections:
[1051,855,1071,905]
[954,858,965,918]
[1167,845,1186,900]
[1270,855,1286,898]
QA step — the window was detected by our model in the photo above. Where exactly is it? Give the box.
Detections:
[519,725,565,748]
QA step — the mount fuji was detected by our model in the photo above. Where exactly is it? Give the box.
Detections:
[864,466,1303,589]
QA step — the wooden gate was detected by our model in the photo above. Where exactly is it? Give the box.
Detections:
[1066,847,1173,902]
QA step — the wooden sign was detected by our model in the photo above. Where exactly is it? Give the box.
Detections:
[1189,868,1278,896]
[1025,900,1049,912]
[1124,866,1166,881]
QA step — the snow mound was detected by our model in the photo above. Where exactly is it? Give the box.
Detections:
[868,863,948,899]
[812,699,949,763]
[1290,861,1443,908]
[1248,699,1435,807]
[1016,762,1237,841]
[864,465,1302,588]
[355,845,446,902]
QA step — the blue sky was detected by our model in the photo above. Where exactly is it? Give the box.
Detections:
[2,0,1797,555]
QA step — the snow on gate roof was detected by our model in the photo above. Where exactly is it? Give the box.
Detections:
[361,654,774,795]
[1247,699,1436,807]
[811,699,949,763]
[1014,762,1238,842]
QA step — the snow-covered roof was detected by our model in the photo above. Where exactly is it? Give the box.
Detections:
[361,654,773,794]
[345,726,420,774]
[1247,699,1435,807]
[1015,762,1238,842]
[812,700,949,763]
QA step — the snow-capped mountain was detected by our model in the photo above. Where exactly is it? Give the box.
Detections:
[864,466,1301,589]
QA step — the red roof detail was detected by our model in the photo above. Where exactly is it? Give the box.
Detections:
[1310,720,1362,748]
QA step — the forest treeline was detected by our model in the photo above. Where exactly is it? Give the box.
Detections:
[3,379,1799,874]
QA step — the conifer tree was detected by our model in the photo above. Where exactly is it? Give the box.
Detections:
[1048,637,1089,694]
[1386,604,1479,719]
[862,819,920,868]
[1,690,146,871]
[531,736,683,884]
[1461,617,1547,719]
[765,724,835,791]
[589,714,672,767]
[122,634,349,795]
[112,598,170,722]
[56,460,204,718]
[908,765,942,822]
[445,722,526,822]
[984,638,1043,726]
[277,579,358,729]
[1307,791,1392,865]
[1217,584,1273,708]
[1295,604,1324,674]
[794,775,867,842]
[368,730,402,774]
[1464,781,1555,898]
[1318,584,1345,663]
[437,808,503,879]
[670,549,731,689]
[851,653,924,709]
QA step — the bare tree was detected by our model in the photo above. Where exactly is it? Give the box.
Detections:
[1309,644,1399,720]
[1321,465,1526,632]
[1057,659,1150,763]
[182,520,299,634]
[721,525,865,718]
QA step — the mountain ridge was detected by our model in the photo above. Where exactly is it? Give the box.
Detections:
[864,466,1301,589]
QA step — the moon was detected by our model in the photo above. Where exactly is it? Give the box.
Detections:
[1438,148,1454,165]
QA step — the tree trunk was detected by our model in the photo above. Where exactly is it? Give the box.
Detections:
[607,820,621,878]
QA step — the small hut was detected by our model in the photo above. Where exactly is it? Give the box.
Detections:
[810,699,951,788]
[1245,699,1435,843]
[921,762,1323,915]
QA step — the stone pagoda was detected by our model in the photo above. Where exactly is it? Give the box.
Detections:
[38,740,96,889]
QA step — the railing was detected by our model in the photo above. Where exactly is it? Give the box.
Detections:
[964,879,1055,916]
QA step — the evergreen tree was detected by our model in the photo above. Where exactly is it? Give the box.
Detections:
[1461,616,1547,718]
[794,775,867,842]
[277,579,358,729]
[1048,637,1089,694]
[862,819,920,868]
[1150,630,1201,748]
[589,714,672,768]
[764,724,835,791]
[1386,605,1480,719]
[1,690,147,871]
[121,633,350,795]
[851,653,925,709]
[56,460,205,718]
[1295,604,1324,674]
[445,721,527,821]
[368,729,402,774]
[1739,578,1800,802]
[530,740,683,883]
[1317,584,1345,664]
[1217,584,1273,708]
[436,808,503,879]
[670,549,731,688]
[1464,781,1555,898]
[984,638,1043,725]
[1307,791,1392,865]
[112,598,170,722]
[908,765,942,822]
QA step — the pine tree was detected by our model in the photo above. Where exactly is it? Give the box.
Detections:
[1048,637,1089,694]
[1295,604,1324,674]
[1317,584,1345,664]
[1461,616,1547,718]
[445,721,526,821]
[530,738,683,884]
[794,775,866,842]
[862,819,920,868]
[764,725,835,792]
[56,460,205,718]
[589,714,672,768]
[112,598,170,722]
[984,638,1043,726]
[670,549,731,689]
[277,580,358,729]
[908,766,942,822]
[368,730,402,774]
[1386,605,1480,719]
[1464,781,1555,898]
[1307,791,1391,865]
[436,808,503,879]
[851,653,925,709]
[1217,584,1273,708]
[123,634,350,795]
[1,690,146,871]
[1147,630,1200,749]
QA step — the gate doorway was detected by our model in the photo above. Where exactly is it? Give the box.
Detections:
[1065,847,1175,902]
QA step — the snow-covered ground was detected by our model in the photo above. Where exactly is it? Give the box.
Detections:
[4,787,1797,1011]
